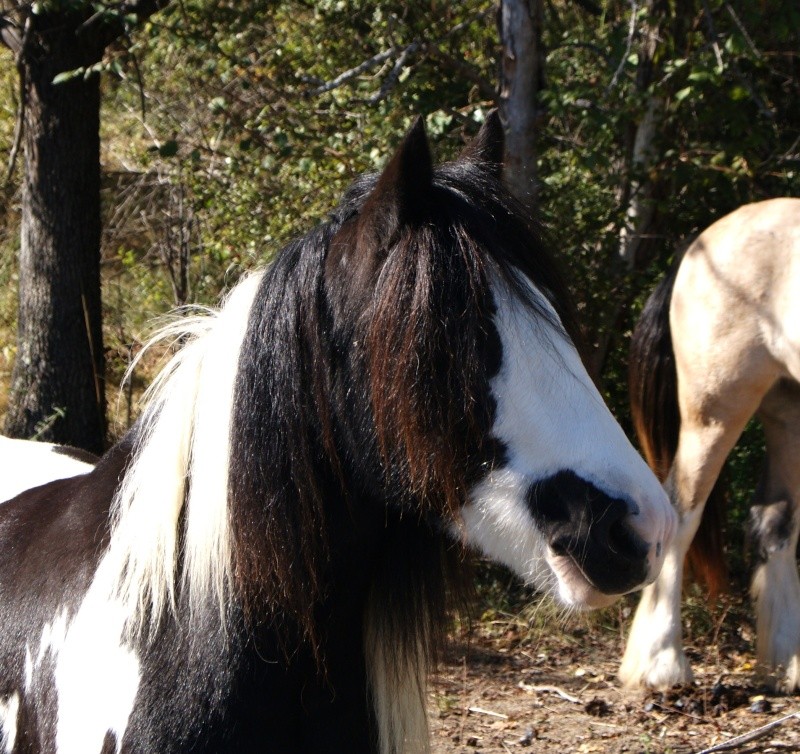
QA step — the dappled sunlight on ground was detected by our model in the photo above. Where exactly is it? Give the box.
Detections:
[429,592,800,753]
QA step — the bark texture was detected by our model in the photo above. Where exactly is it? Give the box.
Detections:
[4,11,106,452]
[498,0,543,212]
[617,0,668,269]
[3,2,170,452]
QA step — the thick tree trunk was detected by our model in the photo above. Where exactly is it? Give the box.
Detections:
[4,20,106,453]
[498,0,543,212]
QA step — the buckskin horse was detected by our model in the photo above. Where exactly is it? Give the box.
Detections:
[620,197,800,691]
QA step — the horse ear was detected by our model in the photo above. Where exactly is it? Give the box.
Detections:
[459,109,504,177]
[361,116,433,233]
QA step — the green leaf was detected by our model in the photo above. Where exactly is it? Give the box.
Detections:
[729,85,749,102]
[52,68,84,85]
[724,33,747,56]
[158,140,179,157]
[209,97,227,113]
[688,70,713,83]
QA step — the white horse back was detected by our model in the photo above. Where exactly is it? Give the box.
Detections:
[0,435,94,503]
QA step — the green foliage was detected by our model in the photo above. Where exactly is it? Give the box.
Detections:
[79,0,500,435]
[534,0,797,512]
[0,51,20,408]
[100,0,497,303]
[0,48,17,176]
[3,0,797,518]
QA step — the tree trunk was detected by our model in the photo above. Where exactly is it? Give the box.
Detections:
[498,0,544,212]
[586,0,670,382]
[617,0,667,269]
[4,17,106,453]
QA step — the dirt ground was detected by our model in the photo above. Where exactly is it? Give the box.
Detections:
[427,591,800,754]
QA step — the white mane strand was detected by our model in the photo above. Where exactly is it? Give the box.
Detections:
[104,271,264,635]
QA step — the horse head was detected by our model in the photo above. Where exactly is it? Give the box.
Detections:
[314,113,675,610]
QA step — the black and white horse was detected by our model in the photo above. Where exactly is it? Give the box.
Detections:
[0,114,675,753]
[0,435,95,503]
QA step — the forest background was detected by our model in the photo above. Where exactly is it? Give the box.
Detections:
[0,0,798,579]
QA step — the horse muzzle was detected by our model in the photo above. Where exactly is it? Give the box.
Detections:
[528,471,673,607]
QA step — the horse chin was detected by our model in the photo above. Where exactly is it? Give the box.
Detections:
[548,553,620,610]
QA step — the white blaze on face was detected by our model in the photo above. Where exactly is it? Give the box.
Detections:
[460,273,675,606]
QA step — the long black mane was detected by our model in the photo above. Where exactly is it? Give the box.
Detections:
[227,116,577,669]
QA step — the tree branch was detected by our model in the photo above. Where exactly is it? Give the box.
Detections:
[368,41,420,104]
[78,0,173,50]
[0,15,20,52]
[724,3,761,59]
[424,45,496,101]
[696,711,800,754]
[701,0,773,119]
[608,0,638,91]
[307,5,496,101]
[308,47,398,97]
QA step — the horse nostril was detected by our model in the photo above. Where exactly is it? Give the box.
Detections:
[607,518,648,561]
[527,472,652,594]
[549,537,568,557]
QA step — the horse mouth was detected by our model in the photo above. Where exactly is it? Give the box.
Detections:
[547,550,632,609]
[523,470,657,600]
